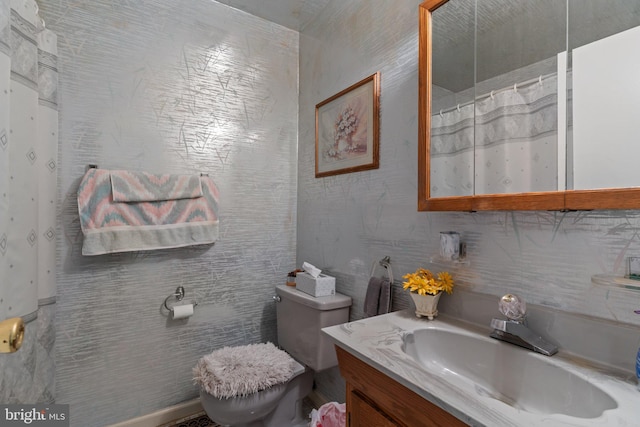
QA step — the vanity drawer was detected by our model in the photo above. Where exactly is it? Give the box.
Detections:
[336,346,467,427]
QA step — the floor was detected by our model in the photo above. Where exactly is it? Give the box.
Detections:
[160,411,220,427]
[162,397,317,427]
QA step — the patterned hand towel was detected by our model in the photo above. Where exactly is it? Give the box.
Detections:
[110,170,203,202]
[77,168,219,256]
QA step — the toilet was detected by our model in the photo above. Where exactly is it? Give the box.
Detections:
[198,284,352,427]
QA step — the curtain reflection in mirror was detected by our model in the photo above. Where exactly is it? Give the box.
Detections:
[474,73,558,195]
[430,104,474,198]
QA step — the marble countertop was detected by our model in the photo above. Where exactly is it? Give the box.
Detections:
[322,310,639,427]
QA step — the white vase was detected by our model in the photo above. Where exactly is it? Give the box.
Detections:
[410,292,442,320]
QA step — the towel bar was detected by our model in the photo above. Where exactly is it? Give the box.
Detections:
[86,165,210,177]
[372,256,394,284]
[367,256,394,315]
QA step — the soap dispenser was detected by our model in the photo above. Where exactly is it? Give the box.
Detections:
[636,345,640,391]
[636,310,640,391]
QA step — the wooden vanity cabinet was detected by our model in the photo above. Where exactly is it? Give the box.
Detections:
[336,346,467,427]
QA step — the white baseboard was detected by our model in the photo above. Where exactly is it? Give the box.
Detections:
[106,398,203,427]
[106,390,329,426]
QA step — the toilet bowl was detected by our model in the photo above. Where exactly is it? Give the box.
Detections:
[200,360,313,427]
[197,285,352,427]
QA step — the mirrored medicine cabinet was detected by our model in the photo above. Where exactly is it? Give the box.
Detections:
[418,0,640,211]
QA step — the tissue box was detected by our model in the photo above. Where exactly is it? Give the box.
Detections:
[296,272,336,297]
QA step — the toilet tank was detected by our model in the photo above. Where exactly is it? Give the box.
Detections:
[275,285,351,371]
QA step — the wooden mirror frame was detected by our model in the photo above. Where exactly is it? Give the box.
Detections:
[418,0,640,212]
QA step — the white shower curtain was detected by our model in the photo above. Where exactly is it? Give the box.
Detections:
[430,102,474,198]
[474,75,558,195]
[0,0,58,323]
[431,74,558,197]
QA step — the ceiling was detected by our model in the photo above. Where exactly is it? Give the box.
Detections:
[432,0,640,92]
[216,0,331,31]
[217,0,640,92]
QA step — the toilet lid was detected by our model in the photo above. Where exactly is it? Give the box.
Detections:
[194,342,296,399]
[276,284,352,310]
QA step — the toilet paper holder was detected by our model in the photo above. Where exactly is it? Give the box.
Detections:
[163,286,198,312]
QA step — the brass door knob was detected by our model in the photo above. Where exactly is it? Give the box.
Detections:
[0,317,25,353]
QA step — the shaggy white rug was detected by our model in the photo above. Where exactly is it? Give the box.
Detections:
[193,342,295,399]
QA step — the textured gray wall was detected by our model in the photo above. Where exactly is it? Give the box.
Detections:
[38,1,298,425]
[33,0,640,422]
[298,0,640,402]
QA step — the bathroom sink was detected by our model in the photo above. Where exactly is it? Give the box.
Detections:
[402,327,618,419]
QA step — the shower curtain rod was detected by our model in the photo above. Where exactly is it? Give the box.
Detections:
[434,71,557,117]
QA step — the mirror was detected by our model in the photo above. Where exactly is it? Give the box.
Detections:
[419,0,640,211]
[429,0,475,198]
[569,1,640,190]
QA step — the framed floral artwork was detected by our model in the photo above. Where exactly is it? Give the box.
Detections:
[315,72,380,177]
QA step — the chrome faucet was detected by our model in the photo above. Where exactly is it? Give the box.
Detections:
[489,294,558,356]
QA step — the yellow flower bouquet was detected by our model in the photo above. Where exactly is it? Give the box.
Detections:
[403,268,453,319]
[402,268,454,296]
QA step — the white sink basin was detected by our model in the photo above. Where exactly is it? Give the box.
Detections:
[402,327,618,419]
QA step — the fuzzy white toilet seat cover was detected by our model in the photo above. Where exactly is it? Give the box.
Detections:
[193,342,296,399]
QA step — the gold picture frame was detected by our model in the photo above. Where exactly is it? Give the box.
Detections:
[315,72,380,178]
